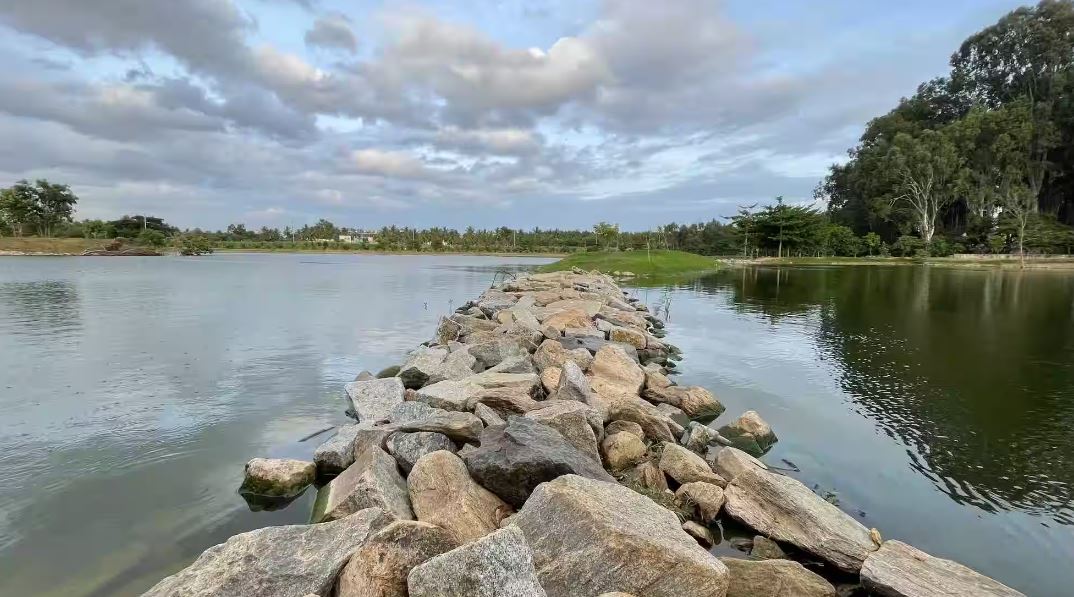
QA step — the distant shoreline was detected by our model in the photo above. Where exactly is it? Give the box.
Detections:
[720,255,1074,270]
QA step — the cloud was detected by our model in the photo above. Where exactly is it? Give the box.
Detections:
[350,149,439,180]
[305,14,358,53]
[433,127,541,155]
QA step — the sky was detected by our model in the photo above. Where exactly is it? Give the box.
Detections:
[0,0,1027,231]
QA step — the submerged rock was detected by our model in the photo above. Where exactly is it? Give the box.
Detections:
[408,451,513,545]
[239,457,315,497]
[143,508,394,597]
[312,447,413,522]
[407,525,546,597]
[512,475,730,597]
[463,416,615,508]
[723,467,875,573]
[345,377,406,423]
[719,557,837,597]
[337,520,458,597]
[860,540,1024,597]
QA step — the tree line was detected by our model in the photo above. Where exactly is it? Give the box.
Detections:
[817,0,1074,262]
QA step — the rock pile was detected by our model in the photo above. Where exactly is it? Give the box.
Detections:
[146,269,1024,597]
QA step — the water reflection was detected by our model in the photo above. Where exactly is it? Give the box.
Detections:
[688,266,1074,524]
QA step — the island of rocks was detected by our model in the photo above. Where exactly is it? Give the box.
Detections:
[144,270,1024,597]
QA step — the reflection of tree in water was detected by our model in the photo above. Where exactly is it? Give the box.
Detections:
[0,280,81,337]
[696,267,1074,524]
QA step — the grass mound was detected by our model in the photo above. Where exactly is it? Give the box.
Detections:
[538,249,717,277]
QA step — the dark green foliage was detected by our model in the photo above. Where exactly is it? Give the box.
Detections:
[0,179,78,237]
[177,235,214,256]
[819,0,1074,253]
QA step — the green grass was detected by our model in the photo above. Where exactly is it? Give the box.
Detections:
[538,249,718,276]
[0,237,110,254]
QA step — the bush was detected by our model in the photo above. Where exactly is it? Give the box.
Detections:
[137,229,167,248]
[891,235,925,257]
[928,237,957,257]
[177,235,213,256]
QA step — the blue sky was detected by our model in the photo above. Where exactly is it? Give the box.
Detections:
[0,0,1026,231]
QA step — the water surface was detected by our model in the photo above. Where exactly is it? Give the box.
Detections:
[0,253,551,596]
[635,265,1074,595]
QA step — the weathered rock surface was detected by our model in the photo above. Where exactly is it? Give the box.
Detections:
[682,521,715,547]
[387,431,456,474]
[659,443,727,487]
[540,366,561,393]
[542,307,595,333]
[345,377,406,423]
[750,535,786,560]
[469,371,540,394]
[424,348,478,385]
[709,446,767,482]
[398,346,449,389]
[463,416,615,508]
[469,387,543,417]
[391,401,484,444]
[337,520,458,597]
[718,410,778,456]
[550,359,593,403]
[239,458,315,497]
[588,344,646,402]
[314,424,365,474]
[682,422,722,454]
[606,419,645,439]
[601,431,647,471]
[645,385,725,418]
[723,467,875,573]
[407,525,546,597]
[524,400,601,462]
[860,540,1025,597]
[312,447,413,522]
[513,475,730,597]
[143,508,394,597]
[414,379,478,411]
[622,460,669,493]
[473,402,505,426]
[608,325,646,349]
[557,336,639,359]
[719,557,837,597]
[675,481,725,523]
[408,450,513,545]
[467,336,528,368]
[607,400,676,442]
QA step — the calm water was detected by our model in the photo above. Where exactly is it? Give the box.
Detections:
[1,257,1072,595]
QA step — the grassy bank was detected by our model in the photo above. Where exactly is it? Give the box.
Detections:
[213,247,567,257]
[0,237,110,254]
[538,249,718,276]
[722,255,1074,270]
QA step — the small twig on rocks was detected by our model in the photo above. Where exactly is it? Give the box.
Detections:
[298,425,335,442]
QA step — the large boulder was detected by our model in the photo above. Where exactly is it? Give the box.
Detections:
[469,387,544,417]
[719,557,837,597]
[551,360,593,403]
[606,419,645,439]
[606,400,676,442]
[463,416,615,508]
[608,325,646,349]
[337,520,458,597]
[533,339,593,371]
[387,431,456,474]
[587,345,646,403]
[644,385,725,419]
[408,450,513,545]
[600,431,647,471]
[544,299,603,318]
[557,336,639,360]
[659,443,726,487]
[468,371,540,395]
[524,400,601,462]
[390,401,484,444]
[542,307,596,333]
[512,475,730,597]
[675,482,725,523]
[312,447,413,522]
[723,467,875,573]
[466,336,529,368]
[717,410,777,456]
[414,379,479,411]
[239,458,315,497]
[407,525,546,597]
[708,446,767,482]
[425,348,478,385]
[398,346,450,389]
[314,424,364,474]
[345,377,406,423]
[143,508,394,597]
[860,540,1024,597]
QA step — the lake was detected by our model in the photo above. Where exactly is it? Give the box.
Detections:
[0,255,1071,595]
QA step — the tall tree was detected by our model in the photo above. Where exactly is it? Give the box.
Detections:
[887,130,964,245]
[33,180,78,237]
[0,181,37,236]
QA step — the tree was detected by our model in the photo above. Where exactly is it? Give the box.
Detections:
[863,232,882,256]
[138,229,167,248]
[593,221,619,250]
[887,130,963,244]
[177,235,214,256]
[0,182,37,236]
[33,180,78,237]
